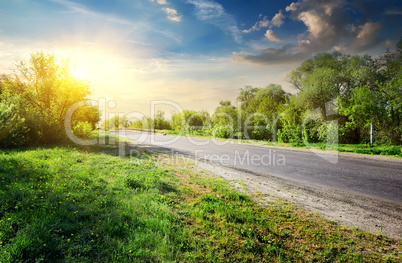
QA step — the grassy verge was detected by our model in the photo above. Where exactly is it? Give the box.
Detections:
[160,130,402,157]
[0,140,401,262]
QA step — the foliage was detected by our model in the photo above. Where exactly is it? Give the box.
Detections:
[153,110,171,130]
[72,121,93,139]
[0,95,29,148]
[100,116,130,130]
[164,42,401,145]
[171,110,210,133]
[72,102,101,130]
[130,117,152,130]
[1,52,97,146]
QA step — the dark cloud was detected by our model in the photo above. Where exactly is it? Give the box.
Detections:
[233,44,311,65]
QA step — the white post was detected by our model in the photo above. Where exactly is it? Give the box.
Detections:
[370,122,373,145]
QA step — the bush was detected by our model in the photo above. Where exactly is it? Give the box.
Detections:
[212,126,233,139]
[381,146,401,156]
[234,132,244,139]
[73,121,93,139]
[249,128,270,141]
[277,124,302,143]
[0,96,29,148]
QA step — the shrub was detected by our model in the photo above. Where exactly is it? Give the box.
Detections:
[0,96,29,148]
[277,124,302,143]
[212,126,233,139]
[249,128,270,141]
[73,121,93,139]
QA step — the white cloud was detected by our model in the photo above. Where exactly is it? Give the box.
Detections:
[49,0,136,26]
[243,10,285,33]
[285,2,298,12]
[243,16,269,33]
[150,0,182,22]
[187,0,242,43]
[149,0,168,5]
[264,30,281,42]
[271,11,285,27]
[234,0,386,65]
[163,7,182,22]
[297,10,336,46]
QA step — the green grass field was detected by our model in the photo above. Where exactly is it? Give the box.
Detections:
[0,140,401,262]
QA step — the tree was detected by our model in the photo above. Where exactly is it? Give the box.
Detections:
[237,85,258,111]
[249,84,287,119]
[0,92,29,148]
[212,100,238,127]
[171,110,210,133]
[72,102,101,130]
[2,51,94,145]
[154,110,171,130]
[100,116,130,130]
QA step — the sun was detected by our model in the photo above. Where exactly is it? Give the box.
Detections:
[71,67,91,81]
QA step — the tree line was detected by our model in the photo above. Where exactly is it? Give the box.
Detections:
[1,40,400,148]
[107,40,401,145]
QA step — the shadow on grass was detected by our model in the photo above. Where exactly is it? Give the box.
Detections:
[0,144,183,262]
[0,153,108,261]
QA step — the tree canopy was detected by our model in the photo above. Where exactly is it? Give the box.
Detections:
[0,52,99,147]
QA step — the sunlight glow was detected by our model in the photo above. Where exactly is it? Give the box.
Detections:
[71,67,91,81]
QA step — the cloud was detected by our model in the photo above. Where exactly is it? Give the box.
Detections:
[163,7,182,22]
[149,0,168,4]
[149,0,182,22]
[187,0,242,43]
[49,0,136,26]
[243,16,270,33]
[384,8,402,15]
[264,30,280,42]
[271,11,285,27]
[233,44,310,65]
[352,21,382,50]
[235,0,385,65]
[243,11,285,33]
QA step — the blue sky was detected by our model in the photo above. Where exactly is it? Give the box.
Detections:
[1,0,401,117]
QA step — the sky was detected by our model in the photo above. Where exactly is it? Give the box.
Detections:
[0,0,401,119]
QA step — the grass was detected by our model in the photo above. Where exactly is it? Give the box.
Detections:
[0,137,401,262]
[160,129,402,157]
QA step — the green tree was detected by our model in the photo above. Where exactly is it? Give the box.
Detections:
[237,85,258,112]
[100,116,130,130]
[72,102,101,130]
[0,93,29,148]
[249,84,287,119]
[171,110,210,133]
[153,110,171,130]
[2,52,94,145]
[212,100,238,127]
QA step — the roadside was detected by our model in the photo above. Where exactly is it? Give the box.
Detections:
[116,129,402,160]
[1,141,400,262]
[142,143,402,240]
[194,159,402,240]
